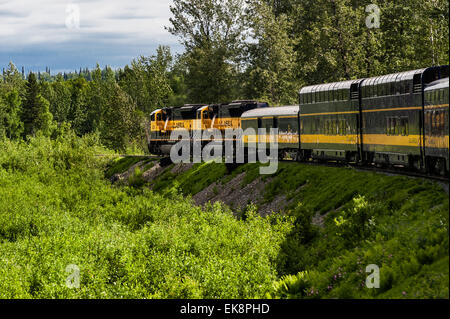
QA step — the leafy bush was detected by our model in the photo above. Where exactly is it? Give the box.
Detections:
[0,136,291,298]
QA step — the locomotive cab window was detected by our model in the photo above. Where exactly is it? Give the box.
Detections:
[151,114,155,121]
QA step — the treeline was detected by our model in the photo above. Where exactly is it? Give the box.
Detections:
[1,0,448,152]
[0,47,175,152]
[167,0,448,105]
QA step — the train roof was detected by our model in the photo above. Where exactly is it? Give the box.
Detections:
[299,79,362,95]
[425,77,449,91]
[360,68,427,88]
[225,100,269,109]
[241,105,299,118]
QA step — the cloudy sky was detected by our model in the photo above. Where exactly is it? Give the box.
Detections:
[0,0,182,73]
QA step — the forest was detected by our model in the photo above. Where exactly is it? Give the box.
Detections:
[1,0,449,152]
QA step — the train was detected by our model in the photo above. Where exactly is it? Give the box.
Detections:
[149,65,449,176]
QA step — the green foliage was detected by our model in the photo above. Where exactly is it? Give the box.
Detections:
[143,161,449,299]
[333,195,380,245]
[20,73,55,137]
[128,167,146,188]
[167,0,246,103]
[244,1,298,105]
[104,157,145,179]
[0,136,291,298]
[0,90,23,139]
[151,162,229,195]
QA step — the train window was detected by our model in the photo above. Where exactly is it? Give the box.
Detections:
[257,118,262,129]
[432,111,438,135]
[437,111,443,136]
[151,114,155,121]
[391,118,396,135]
[156,113,162,121]
[315,119,320,133]
[273,117,278,129]
[388,118,393,135]
[389,82,394,95]
[438,111,444,136]
[398,81,403,94]
[400,117,409,136]
[426,112,432,133]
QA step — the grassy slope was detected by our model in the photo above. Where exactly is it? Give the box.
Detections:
[0,137,290,298]
[114,160,449,299]
[2,143,447,299]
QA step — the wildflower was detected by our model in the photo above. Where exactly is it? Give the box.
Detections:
[402,291,407,296]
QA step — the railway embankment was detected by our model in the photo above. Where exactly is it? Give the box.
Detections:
[107,156,449,298]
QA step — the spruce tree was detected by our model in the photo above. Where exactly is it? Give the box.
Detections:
[21,73,54,137]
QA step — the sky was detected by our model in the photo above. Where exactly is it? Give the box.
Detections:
[0,0,183,74]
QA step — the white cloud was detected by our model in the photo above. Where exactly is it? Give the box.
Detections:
[0,0,178,49]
